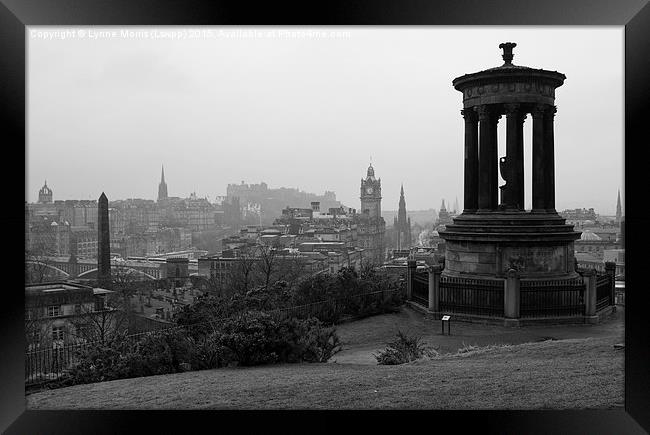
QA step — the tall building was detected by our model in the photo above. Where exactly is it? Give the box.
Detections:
[38,181,53,204]
[436,199,453,226]
[615,189,622,224]
[97,192,111,287]
[357,164,386,264]
[394,184,412,250]
[157,165,168,202]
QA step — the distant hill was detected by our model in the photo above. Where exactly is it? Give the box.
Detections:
[383,209,438,227]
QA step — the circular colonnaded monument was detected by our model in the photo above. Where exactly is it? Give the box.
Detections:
[439,42,582,281]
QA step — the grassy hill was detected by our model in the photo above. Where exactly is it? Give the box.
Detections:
[27,335,623,410]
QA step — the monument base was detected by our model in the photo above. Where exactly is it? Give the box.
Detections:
[439,211,581,280]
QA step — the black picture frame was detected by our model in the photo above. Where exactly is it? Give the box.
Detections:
[2,0,649,433]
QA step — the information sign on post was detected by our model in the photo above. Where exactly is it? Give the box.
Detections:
[441,315,451,335]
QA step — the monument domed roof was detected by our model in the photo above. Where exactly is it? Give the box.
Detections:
[452,42,566,96]
[580,230,601,241]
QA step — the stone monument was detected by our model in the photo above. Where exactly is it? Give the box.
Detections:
[97,192,111,287]
[439,42,581,280]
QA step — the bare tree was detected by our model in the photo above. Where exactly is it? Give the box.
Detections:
[25,243,61,284]
[273,250,310,289]
[256,242,281,290]
[225,245,260,295]
[110,262,147,333]
[24,302,56,352]
[67,302,127,345]
[200,274,227,297]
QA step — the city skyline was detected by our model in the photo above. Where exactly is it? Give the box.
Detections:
[27,27,623,214]
[27,174,620,218]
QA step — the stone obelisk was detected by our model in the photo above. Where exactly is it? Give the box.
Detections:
[97,192,111,288]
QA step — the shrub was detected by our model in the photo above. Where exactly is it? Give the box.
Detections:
[290,268,406,324]
[174,282,295,339]
[216,311,285,366]
[374,331,436,365]
[279,317,341,363]
[63,332,138,385]
[188,332,235,370]
[60,329,194,386]
[127,329,194,376]
[190,312,342,367]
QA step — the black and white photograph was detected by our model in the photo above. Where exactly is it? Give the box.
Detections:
[21,25,627,411]
[2,1,648,428]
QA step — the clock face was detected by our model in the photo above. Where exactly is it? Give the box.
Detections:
[366,187,373,194]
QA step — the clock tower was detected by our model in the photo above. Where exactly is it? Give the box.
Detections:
[357,163,386,264]
[360,164,382,219]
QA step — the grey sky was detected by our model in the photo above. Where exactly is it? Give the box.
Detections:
[27,26,623,214]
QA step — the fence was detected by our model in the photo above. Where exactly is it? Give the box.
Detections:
[439,275,504,317]
[596,273,613,311]
[25,328,175,386]
[25,287,404,387]
[519,277,585,318]
[405,266,602,320]
[411,271,429,307]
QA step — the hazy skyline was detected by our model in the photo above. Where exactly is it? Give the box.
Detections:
[27,26,623,214]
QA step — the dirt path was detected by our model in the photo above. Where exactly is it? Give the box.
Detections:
[330,306,624,365]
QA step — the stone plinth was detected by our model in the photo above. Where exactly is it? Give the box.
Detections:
[439,212,581,279]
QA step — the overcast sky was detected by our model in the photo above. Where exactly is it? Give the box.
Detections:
[27,26,623,214]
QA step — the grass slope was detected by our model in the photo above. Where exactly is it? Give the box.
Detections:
[27,335,623,410]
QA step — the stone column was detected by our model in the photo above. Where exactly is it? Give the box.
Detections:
[504,103,526,210]
[605,261,616,306]
[504,269,520,325]
[543,105,557,211]
[462,108,479,213]
[477,105,499,211]
[490,112,502,210]
[428,265,442,312]
[516,112,526,210]
[582,269,598,323]
[531,105,547,212]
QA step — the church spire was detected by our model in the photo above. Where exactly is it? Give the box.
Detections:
[158,165,168,202]
[616,189,622,222]
[396,184,409,250]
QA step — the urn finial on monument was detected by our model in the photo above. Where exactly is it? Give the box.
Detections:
[499,42,517,65]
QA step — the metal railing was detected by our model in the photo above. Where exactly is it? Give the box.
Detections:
[439,276,504,317]
[411,272,429,307]
[596,273,612,311]
[25,328,174,386]
[520,278,585,318]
